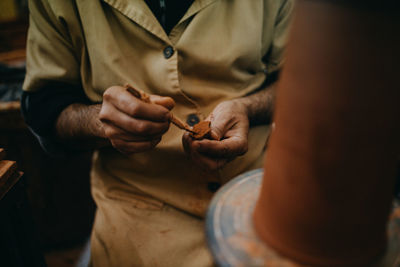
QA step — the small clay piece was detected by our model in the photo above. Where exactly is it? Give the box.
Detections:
[190,121,211,140]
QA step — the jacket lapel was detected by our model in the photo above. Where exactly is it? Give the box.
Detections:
[102,0,218,44]
[102,0,170,43]
[179,0,217,24]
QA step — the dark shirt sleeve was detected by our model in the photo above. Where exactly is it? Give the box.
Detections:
[21,82,91,155]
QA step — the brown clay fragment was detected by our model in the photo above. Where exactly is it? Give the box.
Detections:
[190,121,211,140]
[252,2,400,266]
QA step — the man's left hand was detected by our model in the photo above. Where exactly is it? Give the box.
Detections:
[182,100,249,171]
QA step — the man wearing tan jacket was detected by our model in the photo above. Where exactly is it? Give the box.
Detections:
[22,0,293,266]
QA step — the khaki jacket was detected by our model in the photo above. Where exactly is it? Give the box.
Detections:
[24,0,293,266]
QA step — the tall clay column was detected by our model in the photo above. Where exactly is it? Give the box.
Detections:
[253,1,400,266]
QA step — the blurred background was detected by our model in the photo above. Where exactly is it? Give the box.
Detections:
[1,1,399,267]
[0,1,95,266]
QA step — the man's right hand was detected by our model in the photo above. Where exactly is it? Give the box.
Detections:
[99,86,175,154]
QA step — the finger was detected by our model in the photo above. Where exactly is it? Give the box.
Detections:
[194,137,248,158]
[110,138,161,154]
[210,122,225,141]
[205,112,237,141]
[100,102,170,136]
[103,87,170,122]
[183,132,229,170]
[150,95,175,110]
[182,132,194,155]
[103,122,162,142]
[190,147,229,171]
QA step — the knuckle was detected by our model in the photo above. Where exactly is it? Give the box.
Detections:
[107,129,119,139]
[108,85,121,93]
[110,139,123,149]
[102,90,113,101]
[98,110,106,121]
[239,142,248,155]
[104,127,113,138]
[160,122,169,133]
[127,102,140,116]
[135,121,149,134]
[98,107,109,121]
[103,125,117,139]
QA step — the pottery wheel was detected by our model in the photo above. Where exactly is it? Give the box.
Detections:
[205,169,400,267]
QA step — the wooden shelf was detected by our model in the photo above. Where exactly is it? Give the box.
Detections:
[0,148,22,200]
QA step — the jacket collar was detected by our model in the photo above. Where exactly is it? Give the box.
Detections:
[102,0,217,43]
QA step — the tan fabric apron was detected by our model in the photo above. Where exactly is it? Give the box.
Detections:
[24,0,294,265]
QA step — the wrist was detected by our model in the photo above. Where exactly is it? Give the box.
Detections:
[90,104,107,139]
[229,97,252,120]
[57,103,111,150]
[238,84,277,126]
[56,103,106,140]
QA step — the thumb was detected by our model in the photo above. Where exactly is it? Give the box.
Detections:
[206,113,225,141]
[150,95,175,110]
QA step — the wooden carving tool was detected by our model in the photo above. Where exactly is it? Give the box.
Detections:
[125,84,196,134]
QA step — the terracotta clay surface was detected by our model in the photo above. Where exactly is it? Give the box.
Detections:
[253,2,400,266]
[206,169,400,266]
[190,121,211,140]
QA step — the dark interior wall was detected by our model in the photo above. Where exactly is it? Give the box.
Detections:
[0,6,96,249]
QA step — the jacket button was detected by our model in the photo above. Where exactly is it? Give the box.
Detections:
[207,182,221,193]
[163,46,174,59]
[186,114,200,126]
